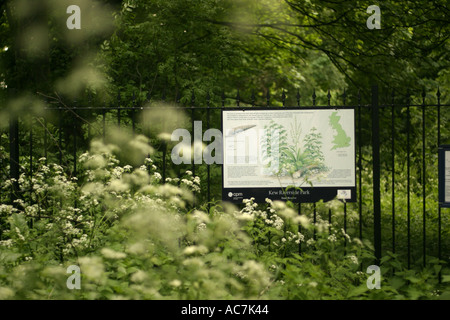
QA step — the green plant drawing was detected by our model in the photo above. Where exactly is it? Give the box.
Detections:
[261,118,329,183]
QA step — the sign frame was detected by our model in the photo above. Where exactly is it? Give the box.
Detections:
[221,107,356,203]
[439,145,450,208]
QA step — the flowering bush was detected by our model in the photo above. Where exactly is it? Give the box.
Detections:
[0,133,448,300]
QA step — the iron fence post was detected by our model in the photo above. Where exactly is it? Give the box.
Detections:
[9,114,19,203]
[372,85,382,265]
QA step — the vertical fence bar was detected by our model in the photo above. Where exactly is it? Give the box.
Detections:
[298,203,302,254]
[297,90,302,254]
[132,93,136,136]
[29,117,33,214]
[421,89,426,267]
[340,89,347,245]
[9,113,19,203]
[87,93,92,141]
[312,89,316,240]
[117,92,121,128]
[328,209,332,234]
[29,117,33,175]
[206,92,211,210]
[146,91,154,181]
[358,90,363,241]
[58,106,62,165]
[436,87,441,281]
[73,101,77,177]
[391,89,396,254]
[44,116,48,163]
[190,91,195,180]
[344,202,347,250]
[407,93,411,269]
[372,85,382,265]
[161,89,168,184]
[102,100,106,143]
[175,91,181,185]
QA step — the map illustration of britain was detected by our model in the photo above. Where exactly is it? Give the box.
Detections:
[329,111,351,150]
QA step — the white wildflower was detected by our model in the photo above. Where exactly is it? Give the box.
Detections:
[101,248,127,260]
[78,256,104,281]
[0,239,14,248]
[153,172,162,181]
[131,270,148,283]
[196,223,207,232]
[193,176,200,185]
[348,255,359,265]
[169,279,182,287]
[15,227,25,241]
[183,245,208,255]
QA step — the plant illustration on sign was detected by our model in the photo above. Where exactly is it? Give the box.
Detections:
[261,117,328,184]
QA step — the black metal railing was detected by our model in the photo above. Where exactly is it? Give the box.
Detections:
[1,85,449,275]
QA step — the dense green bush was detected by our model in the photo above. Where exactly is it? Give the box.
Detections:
[0,133,448,300]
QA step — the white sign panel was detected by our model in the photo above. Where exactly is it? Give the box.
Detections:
[222,108,356,203]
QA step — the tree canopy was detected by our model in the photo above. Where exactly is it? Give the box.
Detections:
[0,0,448,104]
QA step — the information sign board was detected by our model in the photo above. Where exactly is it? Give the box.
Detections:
[222,108,356,203]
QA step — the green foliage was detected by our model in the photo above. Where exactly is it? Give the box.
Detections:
[0,0,449,301]
[0,134,448,300]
